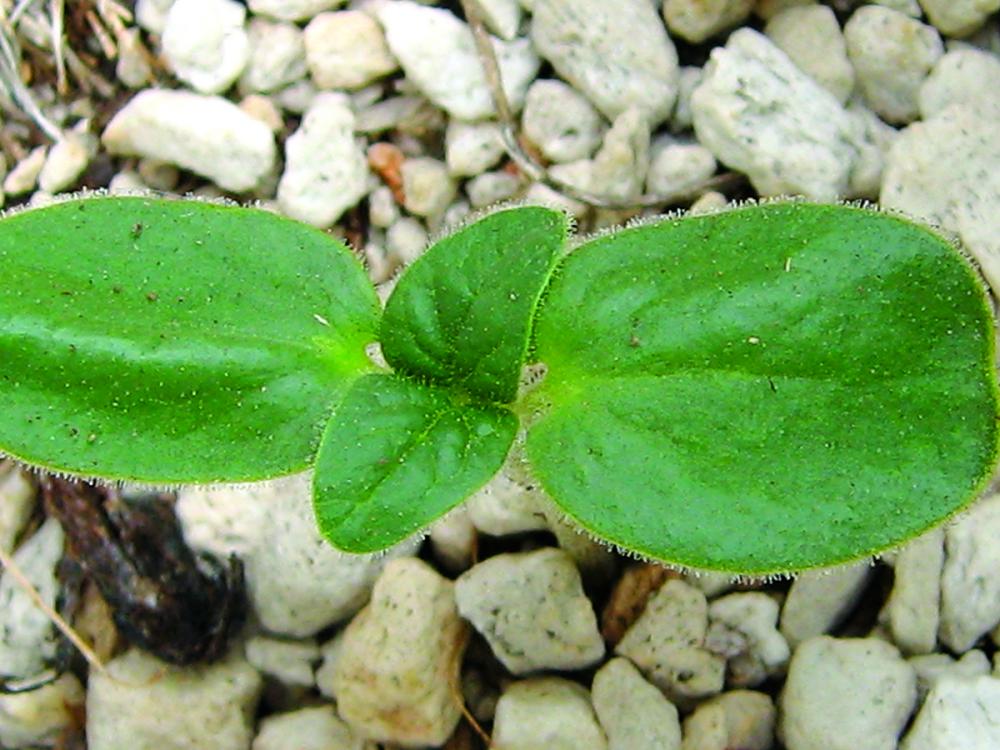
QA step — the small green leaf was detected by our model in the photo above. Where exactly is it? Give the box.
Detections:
[0,196,379,483]
[526,203,999,574]
[313,373,517,552]
[380,206,568,403]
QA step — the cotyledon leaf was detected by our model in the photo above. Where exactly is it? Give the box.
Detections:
[0,196,380,483]
[313,373,517,552]
[380,205,568,403]
[525,202,999,574]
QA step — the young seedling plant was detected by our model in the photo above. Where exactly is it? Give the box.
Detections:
[0,196,996,575]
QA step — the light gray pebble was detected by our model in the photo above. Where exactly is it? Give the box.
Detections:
[466,170,521,208]
[455,547,604,673]
[844,6,943,124]
[102,89,275,192]
[178,475,419,637]
[274,78,318,114]
[681,690,776,750]
[242,19,307,93]
[245,636,320,688]
[882,528,944,655]
[753,0,814,21]
[880,103,1000,289]
[692,28,861,200]
[549,106,649,202]
[646,137,716,197]
[873,0,922,15]
[683,570,735,598]
[780,637,917,750]
[901,675,1000,750]
[38,132,94,193]
[844,100,898,198]
[616,579,726,704]
[938,493,1000,652]
[3,145,46,196]
[368,184,399,227]
[248,0,345,22]
[278,93,369,227]
[919,48,1000,119]
[378,1,539,120]
[663,0,754,44]
[445,120,505,177]
[522,79,605,164]
[910,651,991,702]
[401,156,457,217]
[780,561,871,648]
[162,0,249,95]
[87,649,262,750]
[0,463,35,553]
[670,66,704,133]
[492,678,609,750]
[522,181,589,218]
[531,0,679,126]
[765,4,855,104]
[592,657,681,750]
[0,674,84,749]
[707,592,789,687]
[304,11,397,91]
[135,0,175,34]
[0,519,63,681]
[918,0,1000,37]
[386,215,428,264]
[688,190,728,214]
[137,157,180,191]
[240,94,285,132]
[428,506,476,573]
[331,558,468,747]
[252,706,372,750]
[116,27,153,88]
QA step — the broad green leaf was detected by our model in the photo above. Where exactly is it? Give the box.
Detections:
[526,203,999,574]
[381,206,568,403]
[0,196,379,483]
[313,373,517,552]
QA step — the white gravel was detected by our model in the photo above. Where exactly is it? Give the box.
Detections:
[162,0,250,95]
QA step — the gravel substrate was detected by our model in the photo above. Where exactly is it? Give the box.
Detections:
[2,1,1000,748]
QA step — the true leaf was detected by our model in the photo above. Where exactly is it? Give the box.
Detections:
[380,206,568,403]
[0,196,379,483]
[526,203,999,574]
[313,373,517,552]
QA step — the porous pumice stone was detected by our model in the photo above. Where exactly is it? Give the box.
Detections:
[241,18,307,94]
[880,103,1000,292]
[937,493,1000,653]
[779,636,917,750]
[101,89,276,192]
[251,706,371,750]
[277,92,369,228]
[681,690,776,750]
[615,579,726,704]
[879,528,944,655]
[329,558,468,747]
[0,674,84,749]
[843,5,943,124]
[491,677,608,750]
[591,657,682,750]
[377,1,539,120]
[900,675,1000,749]
[0,519,64,680]
[454,547,605,674]
[161,0,249,95]
[691,28,863,201]
[530,0,679,126]
[86,649,262,750]
[779,561,871,648]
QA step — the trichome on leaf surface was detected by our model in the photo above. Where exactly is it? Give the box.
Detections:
[0,196,996,575]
